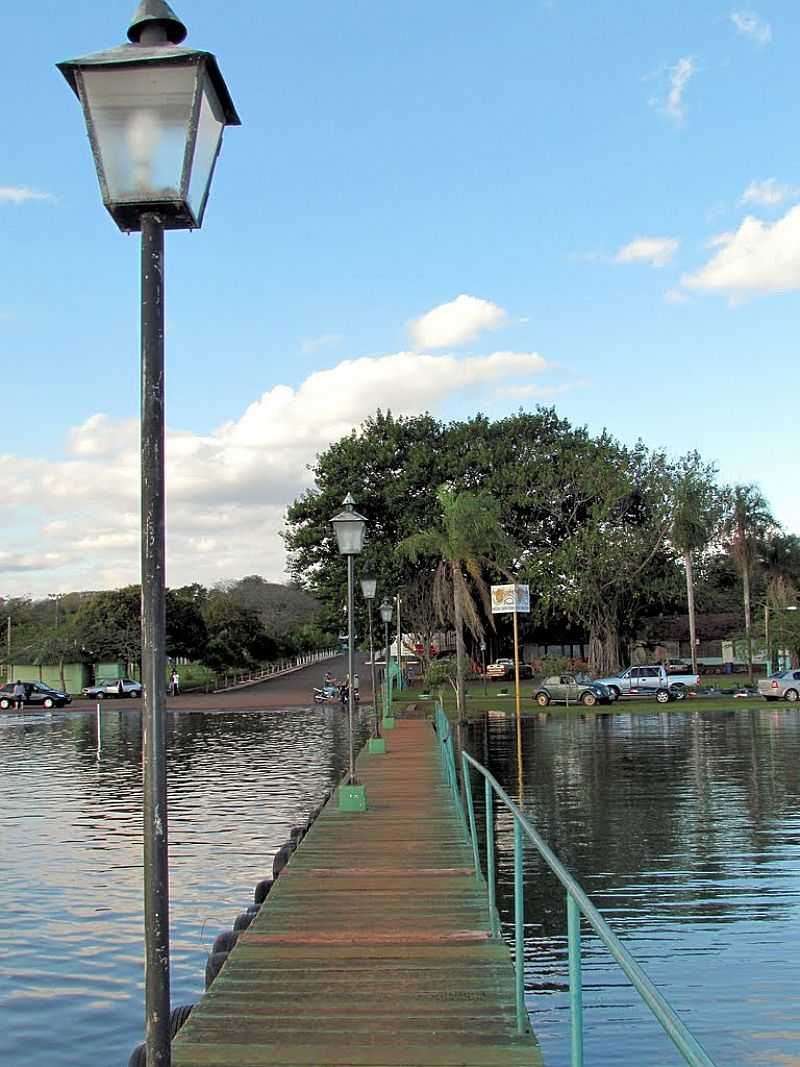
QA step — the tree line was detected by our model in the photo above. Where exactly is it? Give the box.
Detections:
[0,576,335,680]
[285,407,800,704]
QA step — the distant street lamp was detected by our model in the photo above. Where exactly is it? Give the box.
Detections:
[359,572,379,739]
[380,598,394,718]
[480,639,487,696]
[332,494,367,787]
[58,4,240,1063]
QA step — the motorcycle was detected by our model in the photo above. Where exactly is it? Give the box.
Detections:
[313,684,340,704]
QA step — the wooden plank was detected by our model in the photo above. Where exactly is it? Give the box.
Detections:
[172,720,542,1067]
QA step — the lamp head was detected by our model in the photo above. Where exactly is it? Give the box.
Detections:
[331,494,367,556]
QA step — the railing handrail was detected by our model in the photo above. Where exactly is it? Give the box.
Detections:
[213,648,339,693]
[434,703,717,1067]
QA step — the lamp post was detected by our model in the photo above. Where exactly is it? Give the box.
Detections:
[480,639,487,696]
[395,593,403,690]
[331,495,367,800]
[58,6,240,1064]
[359,572,379,740]
[380,598,394,719]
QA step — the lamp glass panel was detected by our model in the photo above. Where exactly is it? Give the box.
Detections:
[333,518,366,555]
[187,72,225,219]
[380,603,393,624]
[360,578,377,600]
[81,65,197,203]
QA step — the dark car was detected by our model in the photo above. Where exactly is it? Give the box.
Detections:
[82,678,143,699]
[534,674,614,707]
[0,682,72,709]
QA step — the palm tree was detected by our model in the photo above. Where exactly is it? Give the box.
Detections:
[398,486,515,716]
[671,457,724,675]
[725,484,775,680]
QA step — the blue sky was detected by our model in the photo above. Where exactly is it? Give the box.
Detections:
[3,2,799,596]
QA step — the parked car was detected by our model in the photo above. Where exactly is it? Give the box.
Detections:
[594,664,697,700]
[0,682,72,709]
[485,659,534,680]
[758,669,800,702]
[534,674,614,707]
[82,678,143,699]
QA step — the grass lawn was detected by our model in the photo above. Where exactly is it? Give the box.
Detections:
[391,680,772,719]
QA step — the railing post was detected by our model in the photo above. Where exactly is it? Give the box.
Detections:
[514,817,526,1034]
[567,892,584,1067]
[485,779,498,936]
[461,753,480,879]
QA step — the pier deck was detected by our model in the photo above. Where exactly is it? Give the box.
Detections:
[172,719,542,1067]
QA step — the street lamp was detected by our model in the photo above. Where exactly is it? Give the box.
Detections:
[58,5,240,1063]
[380,598,394,720]
[331,494,367,805]
[359,571,380,742]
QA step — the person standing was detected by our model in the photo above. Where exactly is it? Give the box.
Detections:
[170,669,180,696]
[13,680,25,710]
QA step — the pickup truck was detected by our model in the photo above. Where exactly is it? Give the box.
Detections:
[594,664,699,701]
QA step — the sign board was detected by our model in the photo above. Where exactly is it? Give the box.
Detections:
[490,584,530,614]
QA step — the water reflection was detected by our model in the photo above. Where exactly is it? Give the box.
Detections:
[0,705,369,1067]
[463,707,800,1066]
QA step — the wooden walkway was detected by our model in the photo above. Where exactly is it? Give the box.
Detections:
[172,719,542,1067]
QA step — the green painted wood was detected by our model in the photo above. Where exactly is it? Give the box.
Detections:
[172,720,542,1067]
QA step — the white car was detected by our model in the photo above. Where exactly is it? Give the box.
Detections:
[82,678,143,699]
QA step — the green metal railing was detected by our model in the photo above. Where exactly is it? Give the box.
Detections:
[434,704,717,1067]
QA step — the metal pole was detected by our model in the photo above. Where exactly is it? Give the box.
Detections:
[384,619,390,718]
[347,554,356,783]
[514,817,526,1034]
[764,603,770,674]
[567,893,585,1067]
[367,599,379,738]
[396,594,403,690]
[481,641,487,697]
[140,212,171,1067]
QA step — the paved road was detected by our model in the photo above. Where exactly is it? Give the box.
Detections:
[68,654,375,713]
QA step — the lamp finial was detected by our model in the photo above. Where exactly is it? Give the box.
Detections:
[128,0,188,44]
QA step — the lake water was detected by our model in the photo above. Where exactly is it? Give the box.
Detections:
[463,707,800,1067]
[1,704,798,1066]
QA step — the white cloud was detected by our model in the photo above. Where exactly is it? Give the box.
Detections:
[741,179,799,208]
[652,56,699,124]
[731,10,772,46]
[0,186,54,205]
[682,204,800,295]
[0,349,553,596]
[409,294,508,349]
[301,333,343,354]
[615,236,679,268]
[650,56,697,125]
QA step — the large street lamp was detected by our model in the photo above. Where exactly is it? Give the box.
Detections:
[380,598,394,720]
[359,571,380,742]
[332,494,368,806]
[58,5,240,1064]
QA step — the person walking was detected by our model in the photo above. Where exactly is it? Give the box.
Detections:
[13,679,26,710]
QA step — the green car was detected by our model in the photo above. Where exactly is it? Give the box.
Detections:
[534,674,614,707]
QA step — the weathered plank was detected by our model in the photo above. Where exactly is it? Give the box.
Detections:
[172,720,542,1067]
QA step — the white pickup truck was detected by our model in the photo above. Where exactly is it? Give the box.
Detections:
[595,664,700,702]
